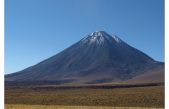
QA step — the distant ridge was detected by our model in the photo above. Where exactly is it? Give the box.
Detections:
[5,31,164,85]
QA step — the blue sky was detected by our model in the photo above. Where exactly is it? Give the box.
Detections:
[5,0,164,74]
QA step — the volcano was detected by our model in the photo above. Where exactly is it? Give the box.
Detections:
[5,31,164,85]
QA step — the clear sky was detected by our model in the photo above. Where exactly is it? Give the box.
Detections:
[5,0,164,74]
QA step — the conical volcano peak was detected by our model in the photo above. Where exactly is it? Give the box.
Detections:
[5,30,163,85]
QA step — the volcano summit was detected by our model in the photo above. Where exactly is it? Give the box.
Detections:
[5,31,164,85]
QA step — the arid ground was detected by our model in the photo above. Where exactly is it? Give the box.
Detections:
[5,84,164,109]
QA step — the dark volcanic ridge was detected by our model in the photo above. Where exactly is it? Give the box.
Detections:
[5,31,164,85]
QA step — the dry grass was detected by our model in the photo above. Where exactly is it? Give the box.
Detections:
[5,104,164,109]
[5,86,164,108]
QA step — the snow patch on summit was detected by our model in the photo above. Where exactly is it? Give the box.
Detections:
[112,35,121,43]
[80,31,122,45]
[81,31,106,45]
[90,31,103,37]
